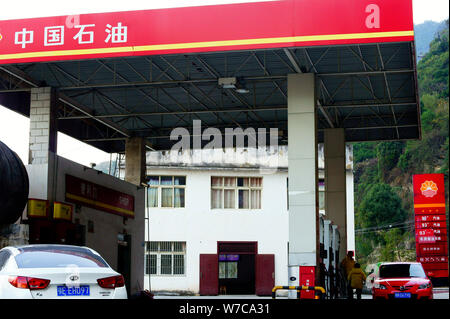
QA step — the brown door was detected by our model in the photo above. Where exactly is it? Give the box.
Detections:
[255,254,275,296]
[199,254,218,295]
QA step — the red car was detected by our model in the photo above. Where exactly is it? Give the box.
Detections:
[372,262,433,300]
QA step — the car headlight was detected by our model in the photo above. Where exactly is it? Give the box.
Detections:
[418,283,431,289]
[374,283,387,290]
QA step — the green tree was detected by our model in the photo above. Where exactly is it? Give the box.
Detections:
[380,228,410,262]
[417,20,449,98]
[376,142,405,180]
[354,20,449,268]
[354,158,380,208]
[359,183,407,243]
[353,142,378,163]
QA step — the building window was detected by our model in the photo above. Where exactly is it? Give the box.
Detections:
[147,176,186,208]
[211,177,262,209]
[145,241,186,276]
[219,254,238,279]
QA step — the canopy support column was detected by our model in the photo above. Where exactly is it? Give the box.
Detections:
[287,73,319,296]
[125,137,146,186]
[324,128,348,262]
[27,87,58,203]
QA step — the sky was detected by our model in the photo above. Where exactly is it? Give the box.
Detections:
[0,0,448,167]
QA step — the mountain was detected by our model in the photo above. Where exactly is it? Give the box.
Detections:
[353,20,449,272]
[414,20,448,60]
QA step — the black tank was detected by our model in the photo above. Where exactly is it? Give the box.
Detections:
[0,140,29,225]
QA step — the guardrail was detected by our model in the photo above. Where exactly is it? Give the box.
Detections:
[272,285,326,299]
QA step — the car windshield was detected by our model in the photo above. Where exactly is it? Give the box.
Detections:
[14,245,109,268]
[379,264,426,279]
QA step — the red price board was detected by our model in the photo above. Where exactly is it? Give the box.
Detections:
[413,174,448,279]
[418,256,448,264]
[432,228,447,236]
[417,243,448,256]
[415,214,446,222]
[415,221,446,229]
[416,229,436,244]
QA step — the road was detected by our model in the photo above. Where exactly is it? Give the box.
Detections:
[361,287,448,299]
[431,287,449,299]
[154,287,449,299]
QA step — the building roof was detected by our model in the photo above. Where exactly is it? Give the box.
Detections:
[143,145,353,172]
[0,1,420,153]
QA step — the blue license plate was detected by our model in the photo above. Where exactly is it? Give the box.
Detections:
[394,292,411,298]
[57,285,90,296]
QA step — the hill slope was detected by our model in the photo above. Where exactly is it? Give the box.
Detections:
[353,21,449,268]
[415,20,448,60]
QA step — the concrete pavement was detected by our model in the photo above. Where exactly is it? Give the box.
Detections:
[153,287,448,299]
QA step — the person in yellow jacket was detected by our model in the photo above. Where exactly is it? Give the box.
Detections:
[341,251,355,276]
[347,263,367,300]
[340,251,355,298]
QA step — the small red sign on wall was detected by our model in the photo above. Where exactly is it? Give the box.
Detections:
[65,174,135,218]
[299,266,315,299]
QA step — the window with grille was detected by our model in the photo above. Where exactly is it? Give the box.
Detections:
[145,241,186,276]
[147,176,186,208]
[211,177,262,209]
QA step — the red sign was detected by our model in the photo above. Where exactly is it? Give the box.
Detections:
[416,228,447,244]
[413,174,448,279]
[418,256,448,264]
[413,174,446,213]
[415,221,446,229]
[416,229,435,237]
[416,229,436,244]
[0,0,414,64]
[417,243,448,256]
[415,214,446,222]
[432,228,447,236]
[65,174,134,218]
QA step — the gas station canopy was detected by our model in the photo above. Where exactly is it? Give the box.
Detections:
[0,0,420,152]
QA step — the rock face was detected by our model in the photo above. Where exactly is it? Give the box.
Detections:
[0,140,29,225]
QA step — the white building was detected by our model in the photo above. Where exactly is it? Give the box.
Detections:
[144,145,353,295]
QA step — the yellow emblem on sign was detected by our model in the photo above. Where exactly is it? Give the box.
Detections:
[420,180,438,198]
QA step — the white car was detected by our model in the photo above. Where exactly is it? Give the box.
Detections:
[0,244,127,299]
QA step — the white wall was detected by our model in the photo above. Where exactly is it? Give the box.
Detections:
[145,168,289,293]
[25,155,145,295]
